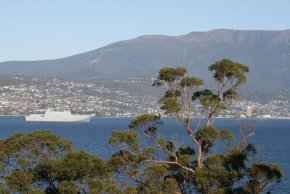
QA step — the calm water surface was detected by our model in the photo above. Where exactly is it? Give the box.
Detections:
[0,116,289,193]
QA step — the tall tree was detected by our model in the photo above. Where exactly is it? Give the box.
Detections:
[109,59,282,194]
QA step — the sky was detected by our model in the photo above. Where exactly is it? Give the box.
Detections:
[0,0,290,62]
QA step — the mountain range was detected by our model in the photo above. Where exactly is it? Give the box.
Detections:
[1,29,290,95]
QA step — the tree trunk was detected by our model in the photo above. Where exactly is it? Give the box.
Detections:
[197,144,203,168]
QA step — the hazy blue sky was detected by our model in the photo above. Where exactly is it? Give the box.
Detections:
[1,0,289,62]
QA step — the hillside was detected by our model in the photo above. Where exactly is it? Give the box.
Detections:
[1,29,290,94]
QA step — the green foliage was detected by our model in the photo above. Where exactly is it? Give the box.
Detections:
[108,130,156,183]
[137,165,179,194]
[209,58,249,85]
[154,67,204,117]
[0,130,74,193]
[129,114,162,129]
[192,89,214,101]
[177,146,195,156]
[129,114,163,137]
[160,97,181,114]
[154,67,187,85]
[5,170,34,193]
[193,89,227,118]
[196,149,283,194]
[224,149,247,171]
[222,88,239,101]
[245,163,283,193]
[58,181,77,194]
[157,137,176,153]
[109,130,140,151]
[181,77,203,87]
[57,150,110,183]
[196,126,234,153]
[250,163,283,181]
[1,130,72,168]
[220,128,234,142]
[164,89,182,98]
[196,125,221,153]
[34,159,60,189]
[196,149,247,194]
[191,59,249,122]
[0,131,126,193]
[89,179,136,194]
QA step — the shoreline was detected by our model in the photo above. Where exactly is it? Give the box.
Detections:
[0,115,289,120]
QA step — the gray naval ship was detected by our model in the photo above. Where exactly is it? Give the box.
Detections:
[25,108,95,122]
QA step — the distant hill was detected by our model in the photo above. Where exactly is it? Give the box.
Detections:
[1,29,290,95]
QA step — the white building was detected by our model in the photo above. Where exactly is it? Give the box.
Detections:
[246,106,253,117]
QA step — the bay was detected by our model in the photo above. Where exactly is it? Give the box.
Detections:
[0,116,289,193]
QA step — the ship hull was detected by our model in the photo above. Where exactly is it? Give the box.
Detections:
[25,114,95,122]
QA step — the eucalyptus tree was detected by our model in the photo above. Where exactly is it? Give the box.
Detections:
[109,59,283,194]
[0,131,123,194]
[0,130,72,193]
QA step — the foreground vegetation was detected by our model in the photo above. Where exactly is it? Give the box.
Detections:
[0,59,283,193]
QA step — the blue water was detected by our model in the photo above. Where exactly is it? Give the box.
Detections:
[0,116,289,193]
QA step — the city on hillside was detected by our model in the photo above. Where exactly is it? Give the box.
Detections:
[0,75,289,119]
